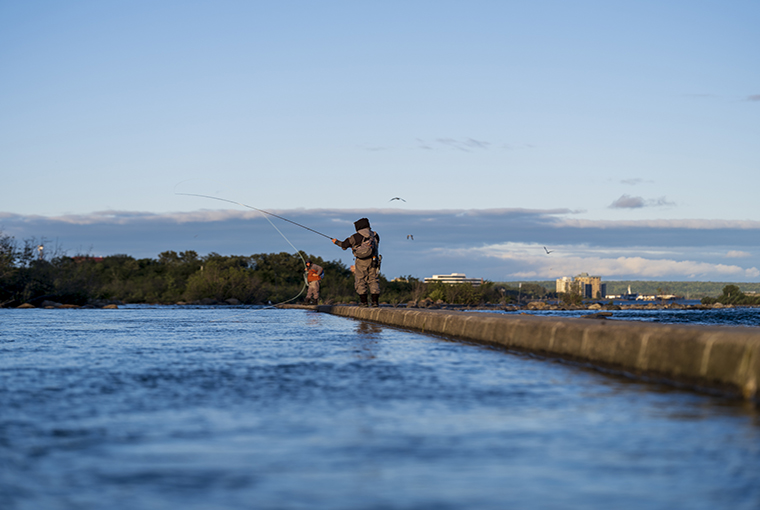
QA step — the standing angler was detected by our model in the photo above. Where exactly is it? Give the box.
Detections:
[304,260,324,305]
[332,218,381,307]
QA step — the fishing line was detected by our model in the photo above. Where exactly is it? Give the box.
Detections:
[176,190,325,320]
[175,192,334,239]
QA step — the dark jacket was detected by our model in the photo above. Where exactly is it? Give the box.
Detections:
[335,229,380,257]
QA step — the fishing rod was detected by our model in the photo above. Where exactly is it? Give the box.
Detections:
[175,192,334,240]
[176,191,316,320]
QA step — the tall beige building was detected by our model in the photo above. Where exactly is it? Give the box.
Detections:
[575,273,605,298]
[555,273,606,298]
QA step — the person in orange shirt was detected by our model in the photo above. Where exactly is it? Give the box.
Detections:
[304,260,324,305]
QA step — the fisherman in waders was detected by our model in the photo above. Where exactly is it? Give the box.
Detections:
[304,260,324,305]
[332,218,381,307]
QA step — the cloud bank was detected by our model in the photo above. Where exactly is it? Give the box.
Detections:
[3,208,760,282]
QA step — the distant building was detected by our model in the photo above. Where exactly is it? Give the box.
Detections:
[575,273,606,299]
[555,273,606,299]
[424,273,483,286]
[556,276,574,293]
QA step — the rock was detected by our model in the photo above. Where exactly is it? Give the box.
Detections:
[419,298,434,308]
[41,300,62,308]
[587,303,602,310]
[582,312,613,319]
[406,300,418,308]
[103,304,118,309]
[225,298,241,306]
[527,301,548,309]
[17,303,35,308]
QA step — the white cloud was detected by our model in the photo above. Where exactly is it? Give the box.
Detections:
[555,218,760,230]
[726,250,751,258]
[620,178,650,185]
[436,243,760,280]
[609,195,675,209]
[414,137,493,152]
[609,195,645,208]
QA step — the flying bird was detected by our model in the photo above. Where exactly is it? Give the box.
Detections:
[389,197,406,202]
[543,246,554,254]
[407,235,414,240]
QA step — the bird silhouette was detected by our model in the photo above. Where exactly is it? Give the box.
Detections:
[543,246,554,254]
[407,234,414,240]
[389,197,406,202]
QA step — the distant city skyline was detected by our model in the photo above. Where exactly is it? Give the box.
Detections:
[1,1,758,281]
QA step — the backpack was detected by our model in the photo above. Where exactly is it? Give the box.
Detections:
[353,231,377,259]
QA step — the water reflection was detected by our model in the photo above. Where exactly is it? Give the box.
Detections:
[355,320,383,338]
[304,311,324,328]
[352,321,383,360]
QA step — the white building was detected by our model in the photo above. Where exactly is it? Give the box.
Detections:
[556,276,574,293]
[424,273,483,286]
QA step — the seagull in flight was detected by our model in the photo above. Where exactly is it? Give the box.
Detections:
[407,235,414,240]
[389,197,406,202]
[543,246,554,254]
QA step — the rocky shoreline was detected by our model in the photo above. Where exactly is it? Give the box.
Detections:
[8,298,751,311]
[400,299,746,312]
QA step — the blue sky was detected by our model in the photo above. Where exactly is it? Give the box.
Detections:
[1,1,759,282]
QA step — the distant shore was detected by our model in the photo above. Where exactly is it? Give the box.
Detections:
[9,299,758,311]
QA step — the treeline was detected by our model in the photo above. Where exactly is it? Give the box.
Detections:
[0,232,530,307]
[701,285,760,306]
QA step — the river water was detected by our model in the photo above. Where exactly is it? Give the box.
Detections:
[498,305,760,327]
[1,306,759,510]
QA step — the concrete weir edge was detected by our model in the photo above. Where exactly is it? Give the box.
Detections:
[316,305,760,401]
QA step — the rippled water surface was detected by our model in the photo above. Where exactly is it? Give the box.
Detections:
[495,305,760,327]
[2,306,759,510]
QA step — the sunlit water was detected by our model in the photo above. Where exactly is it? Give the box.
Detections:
[495,305,760,327]
[1,306,759,510]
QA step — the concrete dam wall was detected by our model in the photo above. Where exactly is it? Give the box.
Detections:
[317,306,760,400]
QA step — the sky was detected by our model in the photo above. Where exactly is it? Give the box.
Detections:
[1,1,759,282]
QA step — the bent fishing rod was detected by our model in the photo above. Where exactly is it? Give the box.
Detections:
[175,192,334,240]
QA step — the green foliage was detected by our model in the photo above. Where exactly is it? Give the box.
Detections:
[558,292,583,306]
[380,276,425,306]
[185,259,264,303]
[419,281,503,305]
[701,285,760,306]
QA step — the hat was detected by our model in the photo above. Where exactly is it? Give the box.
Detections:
[354,218,370,231]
